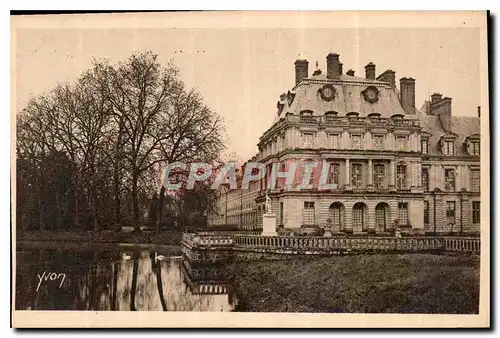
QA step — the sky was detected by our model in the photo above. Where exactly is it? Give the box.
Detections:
[14,24,481,161]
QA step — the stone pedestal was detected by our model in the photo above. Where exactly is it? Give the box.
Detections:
[323,230,332,237]
[262,213,277,236]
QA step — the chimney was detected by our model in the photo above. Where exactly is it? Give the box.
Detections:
[339,63,343,75]
[365,62,376,80]
[346,69,355,76]
[400,77,416,114]
[477,106,481,118]
[294,59,309,85]
[376,69,396,88]
[430,96,452,131]
[431,93,443,104]
[326,53,341,78]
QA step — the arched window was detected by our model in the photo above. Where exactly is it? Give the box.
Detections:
[375,202,390,232]
[353,202,367,231]
[329,202,344,231]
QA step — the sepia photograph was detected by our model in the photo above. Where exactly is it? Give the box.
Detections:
[11,11,489,328]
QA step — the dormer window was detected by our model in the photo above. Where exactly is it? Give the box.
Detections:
[440,133,458,155]
[421,139,428,154]
[368,113,381,119]
[346,112,359,118]
[471,141,480,155]
[300,110,313,116]
[444,141,454,155]
[464,134,480,156]
[391,114,404,120]
[324,111,338,123]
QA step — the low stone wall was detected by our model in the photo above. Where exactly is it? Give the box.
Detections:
[233,235,444,255]
[182,232,480,263]
[181,232,234,264]
[442,236,481,252]
[233,234,480,258]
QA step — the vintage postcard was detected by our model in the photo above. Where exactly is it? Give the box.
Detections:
[11,11,490,328]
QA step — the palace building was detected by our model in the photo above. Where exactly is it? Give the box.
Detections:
[208,53,481,235]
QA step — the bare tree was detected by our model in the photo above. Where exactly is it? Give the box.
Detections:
[93,51,225,231]
[16,50,225,233]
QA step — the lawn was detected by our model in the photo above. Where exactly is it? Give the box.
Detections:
[232,254,480,313]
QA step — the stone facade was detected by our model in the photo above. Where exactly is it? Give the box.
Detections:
[208,53,481,235]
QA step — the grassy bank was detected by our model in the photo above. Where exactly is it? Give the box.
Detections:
[232,254,480,313]
[16,230,182,246]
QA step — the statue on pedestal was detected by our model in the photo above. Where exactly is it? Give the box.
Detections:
[262,192,277,236]
[265,193,272,214]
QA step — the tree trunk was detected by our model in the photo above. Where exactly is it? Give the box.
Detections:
[111,257,118,310]
[113,168,121,231]
[91,191,99,232]
[132,173,140,232]
[151,256,167,311]
[130,251,139,311]
[156,187,165,233]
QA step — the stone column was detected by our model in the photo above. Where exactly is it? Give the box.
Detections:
[389,159,396,190]
[345,159,350,188]
[367,159,373,187]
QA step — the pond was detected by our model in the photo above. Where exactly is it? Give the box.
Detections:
[15,243,239,311]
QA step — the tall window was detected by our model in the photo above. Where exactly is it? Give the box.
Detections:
[328,134,340,149]
[424,201,430,225]
[421,139,428,154]
[446,201,456,225]
[398,202,409,226]
[351,163,363,188]
[351,134,362,150]
[330,203,343,230]
[328,163,341,187]
[470,169,480,192]
[375,204,388,231]
[396,164,408,190]
[421,168,429,192]
[472,201,480,224]
[353,204,365,231]
[444,140,454,155]
[373,163,386,189]
[445,169,456,192]
[471,141,480,155]
[302,132,314,148]
[374,134,385,150]
[397,136,409,151]
[303,201,315,226]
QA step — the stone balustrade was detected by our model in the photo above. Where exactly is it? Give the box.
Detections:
[443,237,481,253]
[289,114,420,128]
[232,234,444,253]
[182,232,480,263]
[260,114,420,145]
[182,232,233,248]
[233,234,481,255]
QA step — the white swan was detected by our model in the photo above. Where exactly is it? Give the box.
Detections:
[122,253,131,260]
[154,252,166,261]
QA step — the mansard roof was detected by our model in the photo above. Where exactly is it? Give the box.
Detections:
[276,72,411,119]
[418,101,480,156]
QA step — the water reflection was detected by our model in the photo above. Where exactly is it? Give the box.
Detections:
[16,247,238,311]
